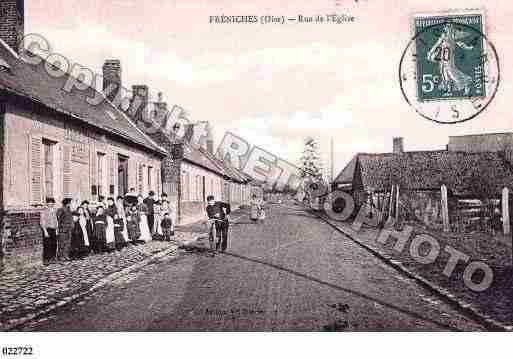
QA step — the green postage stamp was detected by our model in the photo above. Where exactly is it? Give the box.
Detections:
[414,13,485,101]
[399,9,500,124]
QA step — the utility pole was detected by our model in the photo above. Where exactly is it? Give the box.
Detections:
[330,137,334,185]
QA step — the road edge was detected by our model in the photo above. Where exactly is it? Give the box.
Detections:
[305,205,512,332]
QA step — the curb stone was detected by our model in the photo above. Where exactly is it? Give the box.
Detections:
[308,208,511,331]
[4,244,179,332]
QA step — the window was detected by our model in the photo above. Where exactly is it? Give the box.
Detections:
[196,175,202,201]
[42,139,56,201]
[148,166,153,192]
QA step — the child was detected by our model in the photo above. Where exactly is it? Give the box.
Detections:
[153,200,163,239]
[113,214,125,251]
[70,211,87,260]
[161,212,174,241]
[126,205,141,244]
[93,206,107,253]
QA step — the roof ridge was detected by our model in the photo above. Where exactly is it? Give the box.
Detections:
[0,40,166,156]
[449,132,513,138]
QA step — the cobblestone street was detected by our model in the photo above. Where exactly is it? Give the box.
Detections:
[18,203,488,331]
[0,234,194,330]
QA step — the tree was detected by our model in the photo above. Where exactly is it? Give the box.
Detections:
[299,137,323,180]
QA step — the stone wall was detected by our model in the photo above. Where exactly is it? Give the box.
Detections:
[1,210,42,272]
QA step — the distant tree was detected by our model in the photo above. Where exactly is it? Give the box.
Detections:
[299,137,323,181]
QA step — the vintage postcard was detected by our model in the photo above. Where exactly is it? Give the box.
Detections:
[0,0,512,357]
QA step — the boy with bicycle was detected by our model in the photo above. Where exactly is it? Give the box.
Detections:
[205,195,231,253]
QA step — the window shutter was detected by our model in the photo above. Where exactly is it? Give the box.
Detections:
[110,155,116,196]
[62,144,72,198]
[29,135,43,205]
[138,163,144,194]
[90,148,97,197]
[156,166,161,198]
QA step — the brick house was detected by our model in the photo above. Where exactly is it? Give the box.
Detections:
[99,56,259,224]
[0,1,167,272]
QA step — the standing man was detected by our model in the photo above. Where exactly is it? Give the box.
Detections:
[124,187,138,208]
[144,190,156,234]
[40,197,58,264]
[205,195,231,252]
[56,198,74,261]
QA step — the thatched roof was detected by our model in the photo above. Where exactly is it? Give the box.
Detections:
[335,150,513,196]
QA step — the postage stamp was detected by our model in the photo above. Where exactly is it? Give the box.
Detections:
[399,9,500,124]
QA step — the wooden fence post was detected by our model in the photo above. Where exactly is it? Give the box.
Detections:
[502,187,510,235]
[395,184,400,222]
[441,185,450,232]
[388,185,394,220]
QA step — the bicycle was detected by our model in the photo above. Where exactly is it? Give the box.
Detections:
[207,218,223,255]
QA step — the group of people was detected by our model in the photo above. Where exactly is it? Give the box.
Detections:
[40,189,175,264]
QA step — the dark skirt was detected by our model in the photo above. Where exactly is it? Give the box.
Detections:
[94,222,107,252]
[70,228,88,259]
[127,221,140,241]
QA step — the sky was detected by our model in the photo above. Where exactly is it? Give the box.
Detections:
[24,0,513,177]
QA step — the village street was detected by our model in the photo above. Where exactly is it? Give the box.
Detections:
[24,202,486,331]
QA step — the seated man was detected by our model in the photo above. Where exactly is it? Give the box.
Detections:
[205,195,231,252]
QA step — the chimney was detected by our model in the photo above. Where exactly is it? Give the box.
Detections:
[205,122,214,153]
[393,137,404,154]
[130,85,149,125]
[155,91,168,111]
[207,140,214,154]
[102,59,122,102]
[0,0,24,53]
[153,91,168,129]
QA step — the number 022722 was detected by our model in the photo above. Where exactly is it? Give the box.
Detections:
[1,347,33,356]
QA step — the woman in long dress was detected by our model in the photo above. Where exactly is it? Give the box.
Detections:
[70,211,87,259]
[105,198,117,252]
[250,194,261,222]
[136,195,152,242]
[93,206,107,253]
[77,207,90,255]
[116,196,130,244]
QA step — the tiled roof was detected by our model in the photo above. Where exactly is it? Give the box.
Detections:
[336,150,513,195]
[0,41,166,156]
[183,143,226,177]
[200,148,249,183]
[146,128,226,177]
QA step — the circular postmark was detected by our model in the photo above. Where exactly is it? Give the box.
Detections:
[399,18,500,124]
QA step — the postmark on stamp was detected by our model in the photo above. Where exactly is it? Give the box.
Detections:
[399,9,500,124]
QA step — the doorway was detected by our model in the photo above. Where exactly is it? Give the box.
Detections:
[118,155,129,196]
